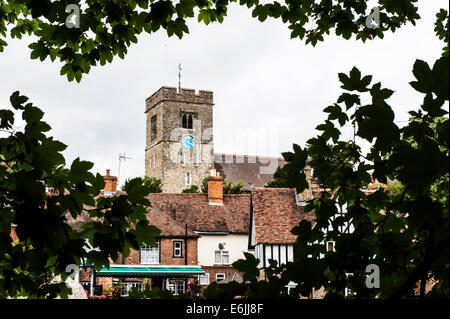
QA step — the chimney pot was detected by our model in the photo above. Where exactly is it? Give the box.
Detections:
[103,169,117,193]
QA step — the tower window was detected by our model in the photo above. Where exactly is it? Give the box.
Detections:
[150,115,157,140]
[185,172,191,185]
[193,152,198,165]
[153,154,157,168]
[179,152,185,165]
[181,113,194,129]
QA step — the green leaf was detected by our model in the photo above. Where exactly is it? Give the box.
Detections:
[409,59,434,94]
[232,252,260,283]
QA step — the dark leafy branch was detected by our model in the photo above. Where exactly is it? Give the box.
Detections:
[0,92,160,298]
[210,10,449,298]
[0,0,421,82]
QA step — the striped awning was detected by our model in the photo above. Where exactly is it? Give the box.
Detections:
[96,265,205,277]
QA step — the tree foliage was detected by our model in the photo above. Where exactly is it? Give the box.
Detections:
[209,11,449,299]
[123,176,163,193]
[265,166,288,188]
[0,0,421,81]
[0,92,160,298]
[201,175,248,194]
[0,0,447,300]
[182,184,199,193]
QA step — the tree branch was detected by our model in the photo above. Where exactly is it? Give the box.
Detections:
[388,235,450,299]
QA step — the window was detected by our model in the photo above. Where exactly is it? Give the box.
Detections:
[182,114,188,128]
[326,241,335,252]
[193,152,198,165]
[185,172,191,185]
[149,156,153,169]
[199,273,210,285]
[173,241,183,257]
[214,250,229,265]
[216,273,226,282]
[181,113,194,129]
[179,152,185,165]
[167,279,185,296]
[150,115,157,140]
[153,154,157,168]
[119,282,143,297]
[140,242,159,264]
[80,282,90,291]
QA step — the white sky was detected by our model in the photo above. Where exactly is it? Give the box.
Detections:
[0,0,448,187]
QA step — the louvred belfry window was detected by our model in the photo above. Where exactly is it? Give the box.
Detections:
[181,113,194,129]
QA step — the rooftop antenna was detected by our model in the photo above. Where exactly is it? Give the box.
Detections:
[178,63,182,92]
[118,152,132,188]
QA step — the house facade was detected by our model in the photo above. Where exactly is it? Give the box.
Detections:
[73,181,205,297]
[146,176,251,287]
[248,188,314,271]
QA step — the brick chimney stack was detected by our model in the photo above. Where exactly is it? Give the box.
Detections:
[103,169,117,193]
[208,176,224,205]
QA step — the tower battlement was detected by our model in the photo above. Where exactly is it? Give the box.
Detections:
[145,86,214,113]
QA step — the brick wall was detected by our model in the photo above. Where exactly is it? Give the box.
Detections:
[200,265,243,287]
[121,237,198,265]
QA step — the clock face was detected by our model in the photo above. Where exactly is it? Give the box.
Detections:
[181,135,195,150]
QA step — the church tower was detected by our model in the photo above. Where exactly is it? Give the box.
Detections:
[145,87,214,193]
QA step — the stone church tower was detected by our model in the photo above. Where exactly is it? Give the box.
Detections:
[145,87,214,193]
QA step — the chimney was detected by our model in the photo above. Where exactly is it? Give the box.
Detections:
[208,176,224,205]
[103,169,117,193]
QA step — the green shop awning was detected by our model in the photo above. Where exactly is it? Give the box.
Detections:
[96,265,205,277]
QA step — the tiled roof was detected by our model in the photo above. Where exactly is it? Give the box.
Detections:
[146,193,251,234]
[64,192,198,238]
[145,208,198,238]
[214,153,286,189]
[251,188,313,244]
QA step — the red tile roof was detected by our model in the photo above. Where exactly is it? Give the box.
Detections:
[64,192,198,238]
[146,193,251,234]
[145,208,198,238]
[251,188,313,244]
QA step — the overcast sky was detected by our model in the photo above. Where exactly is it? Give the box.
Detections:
[0,0,448,187]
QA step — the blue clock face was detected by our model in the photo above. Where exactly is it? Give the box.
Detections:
[181,135,195,150]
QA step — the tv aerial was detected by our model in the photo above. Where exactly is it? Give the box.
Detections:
[118,152,132,188]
